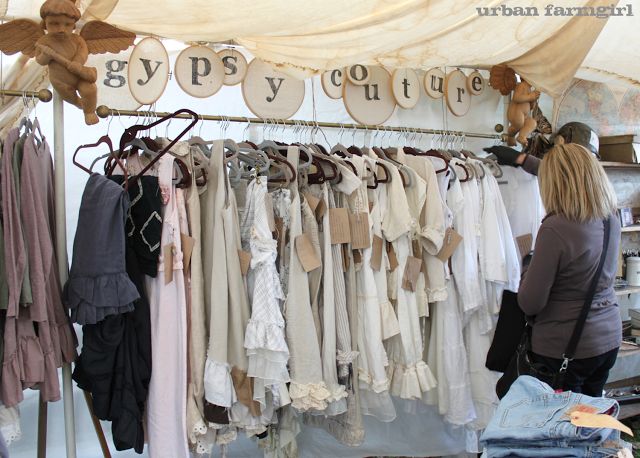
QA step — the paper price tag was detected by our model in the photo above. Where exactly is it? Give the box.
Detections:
[304,192,320,213]
[238,250,252,276]
[436,228,462,262]
[349,212,371,249]
[387,241,399,271]
[516,233,533,260]
[570,411,633,436]
[181,233,195,271]
[371,235,384,271]
[401,256,422,292]
[329,207,351,244]
[295,233,321,272]
[164,244,174,284]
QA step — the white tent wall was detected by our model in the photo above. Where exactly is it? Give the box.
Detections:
[6,47,507,457]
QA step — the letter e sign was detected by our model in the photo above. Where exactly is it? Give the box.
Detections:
[445,69,471,117]
[175,45,225,98]
[242,59,305,119]
[343,66,396,125]
[467,70,485,96]
[128,37,169,105]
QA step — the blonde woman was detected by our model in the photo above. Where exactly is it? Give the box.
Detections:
[517,143,621,396]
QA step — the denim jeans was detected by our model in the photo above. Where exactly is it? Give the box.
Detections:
[482,440,626,457]
[481,376,624,450]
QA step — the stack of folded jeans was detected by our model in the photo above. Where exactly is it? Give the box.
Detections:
[480,376,632,457]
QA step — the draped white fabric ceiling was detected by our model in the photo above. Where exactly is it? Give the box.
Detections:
[0,0,637,97]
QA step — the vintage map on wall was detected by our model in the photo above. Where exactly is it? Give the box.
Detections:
[555,80,640,136]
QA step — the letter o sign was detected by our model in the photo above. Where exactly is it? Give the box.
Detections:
[175,45,225,98]
[347,65,370,86]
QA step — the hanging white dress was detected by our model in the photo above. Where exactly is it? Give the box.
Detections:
[145,154,189,458]
[381,162,436,400]
[354,154,397,422]
[241,179,290,409]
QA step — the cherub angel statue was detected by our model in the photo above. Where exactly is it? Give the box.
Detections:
[0,0,135,124]
[490,65,541,147]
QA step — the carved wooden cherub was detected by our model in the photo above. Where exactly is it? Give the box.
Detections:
[0,0,135,125]
[490,65,541,147]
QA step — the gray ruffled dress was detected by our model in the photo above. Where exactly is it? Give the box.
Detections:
[64,174,139,325]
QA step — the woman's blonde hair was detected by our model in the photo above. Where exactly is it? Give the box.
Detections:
[539,143,617,222]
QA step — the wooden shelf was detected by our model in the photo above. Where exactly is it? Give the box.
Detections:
[622,225,640,233]
[601,161,640,169]
[616,286,640,296]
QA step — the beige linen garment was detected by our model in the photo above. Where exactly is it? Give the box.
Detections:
[398,149,447,304]
[380,161,437,400]
[283,147,330,412]
[201,141,236,412]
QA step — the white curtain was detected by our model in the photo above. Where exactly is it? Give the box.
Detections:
[1,0,637,97]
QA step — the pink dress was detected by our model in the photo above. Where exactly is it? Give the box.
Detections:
[145,155,189,457]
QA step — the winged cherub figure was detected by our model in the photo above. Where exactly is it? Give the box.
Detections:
[0,0,135,124]
[490,65,541,147]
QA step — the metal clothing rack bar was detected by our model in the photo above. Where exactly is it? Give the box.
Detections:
[96,105,504,140]
[0,88,53,102]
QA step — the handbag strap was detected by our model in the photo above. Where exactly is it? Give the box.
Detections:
[560,217,611,370]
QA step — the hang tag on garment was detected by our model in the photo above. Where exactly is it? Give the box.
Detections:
[342,244,351,272]
[315,196,327,220]
[387,241,399,271]
[295,233,321,273]
[231,366,262,417]
[238,250,252,276]
[181,233,195,271]
[516,233,533,261]
[304,192,320,213]
[371,235,384,271]
[164,244,174,285]
[412,239,422,258]
[402,256,423,292]
[349,212,371,250]
[329,207,351,244]
[264,193,276,232]
[436,228,463,262]
[352,249,363,266]
[570,411,633,436]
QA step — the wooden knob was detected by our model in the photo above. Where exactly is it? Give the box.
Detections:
[96,105,111,118]
[37,89,52,103]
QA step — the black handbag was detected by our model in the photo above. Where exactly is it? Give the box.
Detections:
[496,217,611,399]
[486,290,526,372]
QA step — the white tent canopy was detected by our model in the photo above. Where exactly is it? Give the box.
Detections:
[0,0,637,98]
